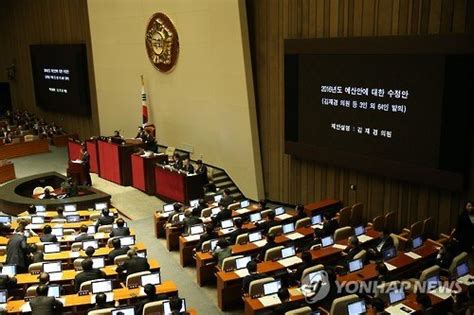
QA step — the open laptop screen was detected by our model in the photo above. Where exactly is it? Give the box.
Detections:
[263,280,281,296]
[92,280,112,294]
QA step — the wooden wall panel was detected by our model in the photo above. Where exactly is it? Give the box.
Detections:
[246,0,473,235]
[0,0,99,138]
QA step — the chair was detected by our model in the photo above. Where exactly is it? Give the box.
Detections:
[235,233,249,245]
[73,258,85,271]
[295,217,310,229]
[98,224,113,233]
[350,203,364,226]
[368,215,385,232]
[337,206,352,227]
[143,300,165,315]
[107,237,119,248]
[32,187,44,195]
[71,242,83,252]
[201,239,216,252]
[384,211,397,232]
[268,225,282,236]
[390,233,400,251]
[419,265,441,283]
[28,262,43,274]
[353,249,367,261]
[200,207,212,218]
[261,209,273,218]
[88,308,115,315]
[421,217,433,239]
[300,264,324,283]
[329,294,360,315]
[114,254,129,265]
[402,220,423,240]
[448,252,468,276]
[374,281,401,304]
[51,218,66,224]
[333,226,354,242]
[221,255,242,272]
[285,306,313,315]
[228,202,240,211]
[24,135,34,142]
[63,229,75,235]
[26,285,39,297]
[44,186,54,193]
[126,271,151,287]
[264,246,284,261]
[0,246,6,256]
[248,277,275,297]
[80,278,106,292]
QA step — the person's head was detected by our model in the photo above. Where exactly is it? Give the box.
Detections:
[144,283,156,297]
[95,292,107,306]
[301,251,312,264]
[326,267,337,282]
[127,248,137,258]
[173,203,182,212]
[80,224,88,234]
[376,262,388,277]
[247,260,258,273]
[205,224,214,235]
[57,206,64,216]
[464,201,473,213]
[137,126,143,132]
[191,207,200,217]
[348,235,359,247]
[81,258,93,271]
[44,188,51,196]
[371,297,385,312]
[223,189,231,197]
[184,209,192,218]
[258,199,267,209]
[296,204,305,215]
[27,205,36,215]
[277,288,290,302]
[267,210,276,221]
[217,239,229,249]
[169,296,182,312]
[85,246,95,258]
[43,225,52,235]
[266,233,276,243]
[29,244,38,254]
[183,157,190,166]
[102,208,110,217]
[36,284,48,296]
[198,199,207,207]
[112,238,121,249]
[197,160,203,167]
[113,130,120,137]
[116,218,125,228]
[416,292,432,309]
[173,153,180,161]
[234,218,243,229]
[38,272,49,285]
[323,211,332,222]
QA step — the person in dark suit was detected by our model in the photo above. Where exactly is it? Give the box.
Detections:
[291,251,313,283]
[29,244,44,264]
[293,204,307,222]
[116,249,150,278]
[109,218,130,237]
[181,158,194,174]
[172,153,183,170]
[368,229,394,260]
[212,239,232,268]
[194,199,208,217]
[74,258,106,292]
[257,233,277,261]
[194,224,218,252]
[342,236,363,264]
[183,208,202,233]
[135,127,146,141]
[110,130,124,144]
[213,206,232,226]
[315,212,339,238]
[143,132,158,152]
[0,274,17,290]
[30,284,63,315]
[42,188,56,200]
[135,283,168,315]
[242,260,267,294]
[256,210,278,234]
[167,203,184,224]
[195,160,208,176]
[319,268,340,311]
[108,238,129,263]
[95,208,115,228]
[169,296,189,315]
[3,132,13,144]
[87,292,113,312]
[228,218,248,245]
[257,199,270,211]
[75,225,94,242]
[273,288,296,315]
[6,227,29,273]
[454,201,474,253]
[219,189,234,208]
[40,225,57,243]
[79,146,92,186]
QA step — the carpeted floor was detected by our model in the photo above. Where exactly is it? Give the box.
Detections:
[7,147,241,314]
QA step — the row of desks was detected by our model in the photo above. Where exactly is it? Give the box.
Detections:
[0,138,49,160]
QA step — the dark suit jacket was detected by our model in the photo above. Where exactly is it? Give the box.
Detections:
[31,252,44,264]
[30,296,63,315]
[75,233,94,242]
[108,246,129,262]
[0,275,16,290]
[242,272,267,294]
[373,235,394,253]
[257,241,277,261]
[95,215,115,227]
[220,195,234,208]
[256,219,278,234]
[74,269,106,291]
[228,228,248,245]
[40,234,57,243]
[316,219,339,237]
[135,294,168,315]
[110,227,130,237]
[6,233,28,270]
[213,209,232,225]
[182,164,194,174]
[116,256,150,277]
[196,165,208,176]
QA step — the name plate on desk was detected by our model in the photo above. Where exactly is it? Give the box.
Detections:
[258,294,281,307]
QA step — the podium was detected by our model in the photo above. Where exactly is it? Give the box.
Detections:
[86,139,99,173]
[67,139,82,161]
[154,166,206,204]
[67,161,88,185]
[97,140,142,186]
[131,154,163,195]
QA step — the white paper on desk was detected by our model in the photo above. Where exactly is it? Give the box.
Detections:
[332,244,347,250]
[235,269,250,278]
[70,251,80,258]
[253,240,267,248]
[26,224,42,229]
[221,228,236,235]
[94,232,106,239]
[63,235,75,241]
[276,213,292,221]
[429,286,455,300]
[37,212,47,216]
[312,223,323,230]
[184,235,201,242]
[91,292,114,304]
[20,302,31,313]
[235,208,250,214]
[384,262,397,271]
[404,251,422,260]
[385,304,415,314]
[357,235,373,243]
[53,224,64,228]
[457,274,474,286]
[49,272,63,281]
[285,232,304,240]
[279,256,303,267]
[258,294,281,307]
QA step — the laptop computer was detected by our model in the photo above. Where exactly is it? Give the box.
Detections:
[92,257,105,269]
[140,272,161,286]
[214,194,223,203]
[44,243,61,254]
[311,215,322,225]
[348,258,364,273]
[178,214,185,222]
[211,207,221,216]
[51,227,63,237]
[137,251,146,258]
[82,240,99,250]
[263,280,281,296]
[388,289,405,305]
[235,256,252,270]
[87,225,96,234]
[281,246,296,259]
[31,216,45,224]
[425,275,440,290]
[64,204,77,212]
[456,262,469,278]
[249,231,263,243]
[190,224,204,235]
[0,290,7,304]
[91,279,113,302]
[307,270,327,285]
[210,239,219,251]
[274,207,285,216]
[47,284,61,298]
[66,215,80,223]
[382,246,397,260]
[411,236,423,250]
[1,265,16,277]
[36,205,46,212]
[249,212,262,223]
[354,225,365,236]
[111,307,135,315]
[162,204,174,213]
[42,261,62,273]
[282,223,295,234]
[95,202,108,210]
[240,200,250,208]
[221,219,234,229]
[162,299,186,315]
[0,216,11,224]
[321,236,334,247]
[347,299,367,315]
[120,236,135,247]
[189,199,200,208]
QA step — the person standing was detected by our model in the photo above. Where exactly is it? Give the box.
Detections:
[79,146,92,186]
[6,226,29,273]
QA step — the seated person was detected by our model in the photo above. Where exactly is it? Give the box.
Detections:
[212,206,232,226]
[181,157,194,174]
[88,292,113,312]
[371,297,389,315]
[23,205,37,216]
[368,229,394,259]
[273,288,295,315]
[166,203,184,224]
[30,284,63,315]
[228,218,248,245]
[95,208,115,227]
[257,233,277,261]
[38,272,50,286]
[435,240,458,269]
[257,199,269,211]
[55,207,65,219]
[194,199,208,217]
[319,268,340,311]
[183,208,202,233]
[342,236,362,263]
[84,246,96,259]
[108,238,130,262]
[195,224,218,252]
[29,244,44,264]
[195,159,208,176]
[256,210,278,234]
[109,218,130,237]
[242,260,267,294]
[212,239,232,268]
[42,188,56,200]
[171,153,183,169]
[219,189,234,209]
[74,258,106,292]
[169,296,190,315]
[110,130,124,144]
[0,273,17,290]
[40,225,57,243]
[75,225,94,242]
[293,204,307,221]
[375,262,390,283]
[116,248,150,278]
[291,251,313,283]
[135,283,168,315]
[315,212,339,238]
